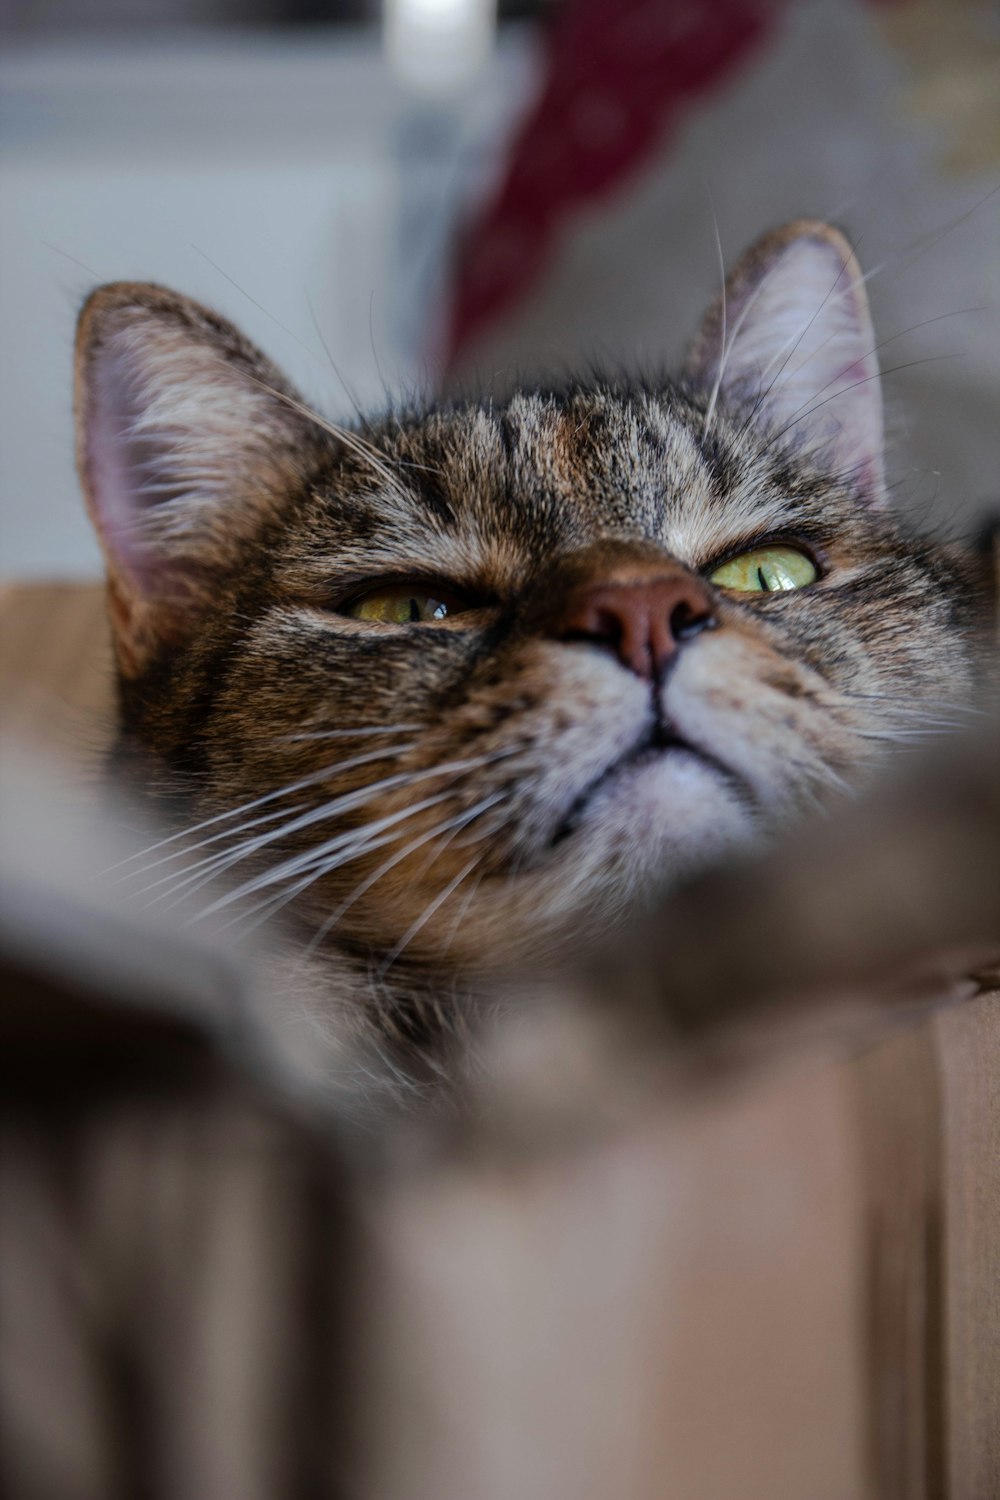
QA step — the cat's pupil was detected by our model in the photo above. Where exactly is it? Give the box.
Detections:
[708,545,818,593]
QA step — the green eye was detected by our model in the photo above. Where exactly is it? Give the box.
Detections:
[709,545,819,594]
[344,585,465,624]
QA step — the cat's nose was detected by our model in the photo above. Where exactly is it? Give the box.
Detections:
[555,572,716,680]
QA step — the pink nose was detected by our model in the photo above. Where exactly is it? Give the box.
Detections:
[554,573,716,680]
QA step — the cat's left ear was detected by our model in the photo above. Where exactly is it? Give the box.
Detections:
[685,220,884,499]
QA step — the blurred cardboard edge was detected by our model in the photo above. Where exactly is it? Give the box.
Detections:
[0,581,242,1076]
[0,583,361,1114]
[0,580,115,766]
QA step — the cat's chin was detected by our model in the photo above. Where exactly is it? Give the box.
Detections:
[550,742,758,887]
[435,747,762,972]
[547,731,754,850]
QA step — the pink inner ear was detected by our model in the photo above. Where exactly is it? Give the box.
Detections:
[79,286,318,636]
[86,343,180,596]
[703,232,885,500]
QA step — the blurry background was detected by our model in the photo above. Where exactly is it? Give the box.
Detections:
[1,0,997,577]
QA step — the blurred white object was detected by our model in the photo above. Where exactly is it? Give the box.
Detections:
[384,0,497,96]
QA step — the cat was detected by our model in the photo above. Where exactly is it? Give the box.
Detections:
[74,219,992,1086]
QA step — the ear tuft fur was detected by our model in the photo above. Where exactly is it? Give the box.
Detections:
[75,284,325,674]
[686,220,884,499]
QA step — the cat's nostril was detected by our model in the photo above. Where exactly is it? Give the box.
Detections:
[554,573,716,681]
[670,599,716,643]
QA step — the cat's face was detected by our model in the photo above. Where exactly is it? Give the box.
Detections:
[76,222,986,983]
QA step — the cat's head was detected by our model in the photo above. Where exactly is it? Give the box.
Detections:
[75,221,986,987]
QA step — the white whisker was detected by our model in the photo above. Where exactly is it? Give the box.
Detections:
[123,801,311,882]
[763,353,964,454]
[138,765,464,914]
[105,731,418,872]
[188,749,518,920]
[377,853,485,976]
[701,197,727,439]
[277,724,420,744]
[298,790,509,954]
[738,237,860,441]
[128,744,419,899]
[213,787,465,932]
[241,370,408,495]
[439,861,490,956]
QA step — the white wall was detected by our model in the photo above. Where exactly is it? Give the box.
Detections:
[0,30,534,576]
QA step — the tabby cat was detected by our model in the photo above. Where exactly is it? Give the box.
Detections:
[75,220,989,1080]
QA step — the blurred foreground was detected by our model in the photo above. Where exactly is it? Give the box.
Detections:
[1,577,999,1497]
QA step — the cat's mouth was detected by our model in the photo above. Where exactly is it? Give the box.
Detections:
[549,722,752,849]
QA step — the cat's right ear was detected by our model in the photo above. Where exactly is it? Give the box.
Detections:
[685,221,884,500]
[75,284,324,676]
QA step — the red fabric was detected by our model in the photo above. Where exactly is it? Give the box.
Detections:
[445,0,788,367]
